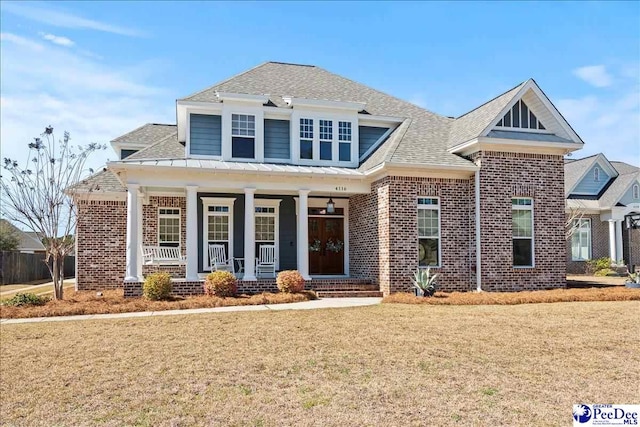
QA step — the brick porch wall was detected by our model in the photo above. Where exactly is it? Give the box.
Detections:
[124,278,373,297]
[566,214,611,274]
[76,199,127,290]
[472,151,566,291]
[142,196,187,278]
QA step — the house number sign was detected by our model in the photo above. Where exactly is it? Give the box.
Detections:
[335,186,347,191]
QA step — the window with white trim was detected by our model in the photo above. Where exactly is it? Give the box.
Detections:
[594,166,600,182]
[571,219,591,261]
[300,118,313,160]
[158,208,180,247]
[418,197,440,267]
[633,184,639,199]
[231,114,255,159]
[254,201,280,269]
[496,100,546,130]
[512,198,534,267]
[297,117,355,164]
[319,120,333,160]
[338,121,352,162]
[203,200,234,269]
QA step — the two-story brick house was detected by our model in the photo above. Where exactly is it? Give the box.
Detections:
[73,62,584,296]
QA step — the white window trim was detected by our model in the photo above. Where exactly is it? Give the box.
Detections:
[158,207,181,247]
[291,110,359,168]
[221,104,264,162]
[230,113,257,160]
[418,197,441,268]
[255,199,281,270]
[571,218,592,261]
[201,197,235,270]
[633,184,639,199]
[512,198,535,268]
[594,166,600,182]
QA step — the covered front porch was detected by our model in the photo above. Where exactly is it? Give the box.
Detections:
[116,160,372,290]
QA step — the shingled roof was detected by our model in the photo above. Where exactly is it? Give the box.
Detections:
[182,61,473,170]
[111,123,176,146]
[565,155,640,208]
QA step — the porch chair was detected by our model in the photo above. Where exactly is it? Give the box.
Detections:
[256,244,276,278]
[208,244,234,274]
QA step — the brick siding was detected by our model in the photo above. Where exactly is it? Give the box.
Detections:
[124,278,373,297]
[76,200,127,290]
[142,196,187,278]
[472,151,566,291]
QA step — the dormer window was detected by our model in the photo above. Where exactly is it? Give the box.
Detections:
[300,118,314,159]
[231,114,255,159]
[338,121,352,161]
[319,120,333,160]
[594,166,600,182]
[496,100,546,130]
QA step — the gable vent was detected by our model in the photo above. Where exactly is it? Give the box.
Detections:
[495,100,546,130]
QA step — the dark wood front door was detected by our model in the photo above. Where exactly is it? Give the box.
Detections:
[309,217,344,275]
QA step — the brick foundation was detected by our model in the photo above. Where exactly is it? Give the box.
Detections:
[124,278,373,298]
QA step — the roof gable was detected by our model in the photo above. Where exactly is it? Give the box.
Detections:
[566,153,619,196]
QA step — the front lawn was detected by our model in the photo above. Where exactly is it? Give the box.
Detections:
[1,301,638,425]
[0,289,316,319]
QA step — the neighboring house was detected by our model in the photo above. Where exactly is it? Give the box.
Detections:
[0,219,46,253]
[565,154,640,273]
[72,61,585,296]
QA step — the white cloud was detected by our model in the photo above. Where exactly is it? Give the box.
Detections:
[40,33,74,47]
[573,65,613,88]
[557,69,640,165]
[0,33,174,173]
[1,2,145,37]
[0,32,44,51]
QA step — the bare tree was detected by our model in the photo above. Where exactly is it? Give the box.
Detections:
[565,203,586,241]
[1,126,104,299]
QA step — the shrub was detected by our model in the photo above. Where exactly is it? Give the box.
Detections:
[1,293,49,307]
[276,270,305,293]
[594,268,618,277]
[143,272,173,300]
[586,257,612,275]
[411,268,438,297]
[204,271,237,297]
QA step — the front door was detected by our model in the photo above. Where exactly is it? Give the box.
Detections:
[308,217,344,275]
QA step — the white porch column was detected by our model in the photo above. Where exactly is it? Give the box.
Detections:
[136,191,144,280]
[125,184,140,282]
[243,188,257,281]
[185,186,199,281]
[608,220,617,262]
[297,189,311,280]
[615,220,624,265]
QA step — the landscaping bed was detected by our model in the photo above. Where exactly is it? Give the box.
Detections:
[0,289,317,319]
[384,286,640,305]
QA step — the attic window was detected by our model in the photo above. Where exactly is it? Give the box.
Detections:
[594,167,600,182]
[633,184,639,199]
[495,100,546,130]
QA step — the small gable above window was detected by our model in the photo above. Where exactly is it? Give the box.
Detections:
[495,100,546,130]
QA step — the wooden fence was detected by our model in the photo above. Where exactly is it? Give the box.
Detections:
[0,251,75,285]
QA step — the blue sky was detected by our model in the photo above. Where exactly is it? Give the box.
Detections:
[1,1,639,171]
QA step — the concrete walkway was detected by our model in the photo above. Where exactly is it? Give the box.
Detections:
[0,279,76,296]
[0,297,382,325]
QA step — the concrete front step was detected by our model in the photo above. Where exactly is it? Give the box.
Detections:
[316,290,384,298]
[310,282,378,292]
